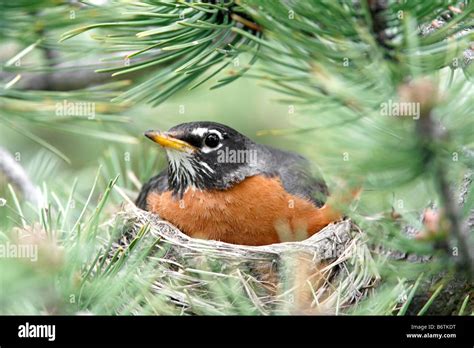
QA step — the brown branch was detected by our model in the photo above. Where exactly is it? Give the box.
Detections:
[434,162,474,274]
[0,146,43,206]
[231,13,262,32]
[403,79,474,275]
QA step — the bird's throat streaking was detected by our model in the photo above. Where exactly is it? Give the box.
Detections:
[166,149,213,196]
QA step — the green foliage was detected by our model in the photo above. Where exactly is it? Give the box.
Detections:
[0,1,137,157]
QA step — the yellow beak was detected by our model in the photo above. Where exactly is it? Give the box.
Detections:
[144,130,196,153]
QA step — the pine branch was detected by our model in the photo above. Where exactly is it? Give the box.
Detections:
[367,0,396,59]
[435,163,474,274]
[59,0,261,106]
[403,79,474,275]
[0,146,43,206]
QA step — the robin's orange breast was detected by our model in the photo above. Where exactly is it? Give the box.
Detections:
[146,175,340,246]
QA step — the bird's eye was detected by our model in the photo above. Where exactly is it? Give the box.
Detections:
[204,133,220,148]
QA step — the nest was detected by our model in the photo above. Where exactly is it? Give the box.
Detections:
[111,204,379,315]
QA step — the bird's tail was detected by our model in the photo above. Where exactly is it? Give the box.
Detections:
[308,185,361,234]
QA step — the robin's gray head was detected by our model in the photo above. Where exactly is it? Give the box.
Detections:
[144,121,261,196]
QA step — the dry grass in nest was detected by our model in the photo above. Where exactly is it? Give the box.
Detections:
[109,204,380,315]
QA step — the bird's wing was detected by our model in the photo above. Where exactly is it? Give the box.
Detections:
[135,170,168,210]
[264,147,329,207]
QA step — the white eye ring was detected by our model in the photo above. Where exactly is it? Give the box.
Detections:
[191,128,223,139]
[208,129,223,139]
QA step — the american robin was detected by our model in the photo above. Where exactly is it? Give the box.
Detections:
[136,121,346,246]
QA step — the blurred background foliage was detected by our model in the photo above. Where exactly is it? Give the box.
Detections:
[0,0,473,315]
